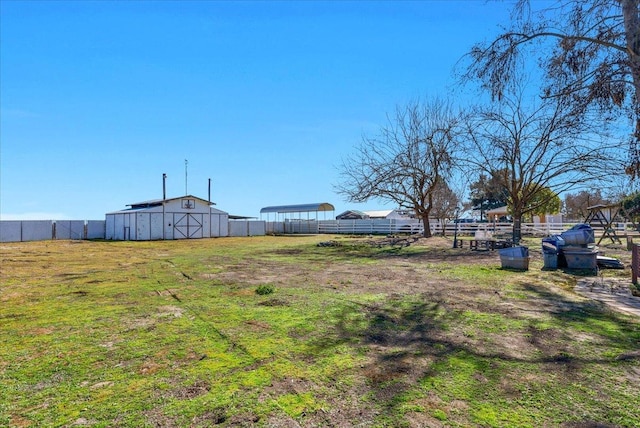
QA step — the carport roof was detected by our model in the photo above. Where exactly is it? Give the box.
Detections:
[260,202,335,214]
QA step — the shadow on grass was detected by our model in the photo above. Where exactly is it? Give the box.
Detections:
[307,284,640,422]
[288,240,501,264]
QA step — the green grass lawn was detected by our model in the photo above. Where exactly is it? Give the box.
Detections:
[1,235,638,427]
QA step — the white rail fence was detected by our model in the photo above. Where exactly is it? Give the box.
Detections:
[266,219,632,237]
[2,218,632,242]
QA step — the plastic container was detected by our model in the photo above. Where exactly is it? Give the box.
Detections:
[570,223,593,231]
[498,246,529,258]
[542,235,565,249]
[500,256,530,270]
[597,256,624,269]
[562,248,598,270]
[560,225,595,246]
[543,252,558,269]
[498,246,529,270]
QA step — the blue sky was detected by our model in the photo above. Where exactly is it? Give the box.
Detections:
[1,1,512,220]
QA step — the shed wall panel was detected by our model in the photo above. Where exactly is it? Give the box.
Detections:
[210,214,220,237]
[150,213,164,240]
[164,214,174,240]
[210,213,229,237]
[218,214,229,237]
[136,213,151,241]
[124,213,134,240]
[201,214,210,238]
[193,214,204,238]
[221,215,229,237]
[114,214,125,240]
[105,216,115,239]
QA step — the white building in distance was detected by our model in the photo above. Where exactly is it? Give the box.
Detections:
[105,195,229,240]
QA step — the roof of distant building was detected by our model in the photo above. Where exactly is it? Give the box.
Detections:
[259,202,335,214]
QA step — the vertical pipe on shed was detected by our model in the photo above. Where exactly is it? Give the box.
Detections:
[162,173,167,200]
[162,173,167,240]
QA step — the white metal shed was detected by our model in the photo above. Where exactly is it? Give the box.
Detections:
[105,195,229,240]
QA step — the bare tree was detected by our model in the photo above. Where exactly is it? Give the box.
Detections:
[430,181,461,236]
[564,189,612,221]
[464,0,640,176]
[462,89,625,243]
[335,98,461,238]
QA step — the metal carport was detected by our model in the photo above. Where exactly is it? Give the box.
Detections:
[259,202,335,221]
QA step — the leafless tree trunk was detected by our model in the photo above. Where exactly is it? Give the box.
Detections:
[564,190,612,221]
[430,181,461,236]
[335,98,462,238]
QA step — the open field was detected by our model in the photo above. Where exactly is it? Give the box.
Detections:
[1,235,639,427]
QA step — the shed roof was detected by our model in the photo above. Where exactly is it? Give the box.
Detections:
[128,195,213,209]
[107,195,224,215]
[486,205,509,215]
[336,210,369,220]
[363,209,395,218]
[260,202,335,214]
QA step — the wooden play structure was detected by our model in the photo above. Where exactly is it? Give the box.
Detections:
[584,204,623,245]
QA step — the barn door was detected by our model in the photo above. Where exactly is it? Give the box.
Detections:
[173,214,203,239]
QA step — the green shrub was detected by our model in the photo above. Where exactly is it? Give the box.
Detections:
[256,284,275,295]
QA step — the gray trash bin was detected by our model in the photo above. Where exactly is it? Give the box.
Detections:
[543,251,558,269]
[498,246,530,270]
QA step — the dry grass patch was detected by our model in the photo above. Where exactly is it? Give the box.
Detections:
[1,235,639,427]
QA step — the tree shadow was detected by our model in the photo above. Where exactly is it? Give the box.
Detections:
[306,284,640,423]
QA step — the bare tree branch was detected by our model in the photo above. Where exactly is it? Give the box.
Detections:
[335,98,462,237]
[462,0,640,177]
[461,88,626,242]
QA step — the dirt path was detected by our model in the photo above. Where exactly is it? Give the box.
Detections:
[575,277,640,317]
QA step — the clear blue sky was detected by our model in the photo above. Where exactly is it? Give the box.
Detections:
[1,0,512,220]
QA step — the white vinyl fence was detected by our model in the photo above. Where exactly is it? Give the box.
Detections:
[265,219,631,237]
[229,220,266,237]
[0,219,268,242]
[2,218,631,242]
[0,220,107,242]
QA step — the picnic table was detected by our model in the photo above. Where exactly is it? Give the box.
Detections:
[453,231,513,251]
[469,239,512,251]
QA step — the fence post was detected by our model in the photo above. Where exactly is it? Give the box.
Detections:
[633,244,639,285]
